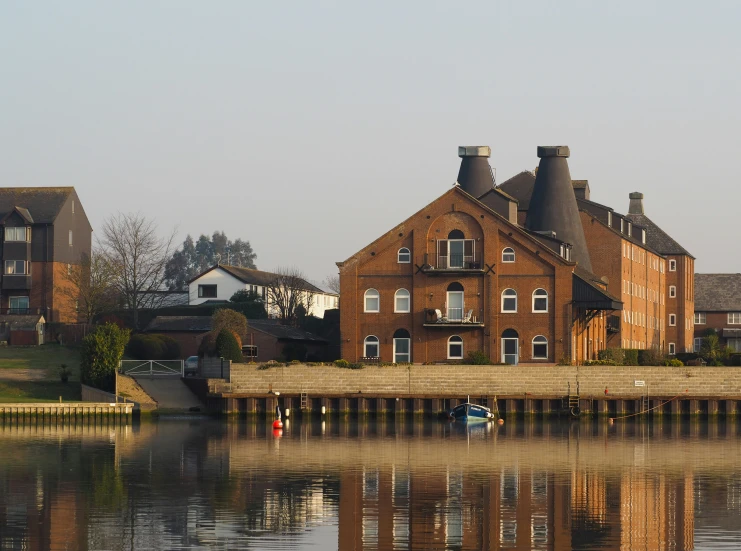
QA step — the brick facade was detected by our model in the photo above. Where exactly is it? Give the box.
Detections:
[338,187,606,365]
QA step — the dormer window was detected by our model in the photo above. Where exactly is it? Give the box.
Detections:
[4,227,29,242]
[620,218,624,233]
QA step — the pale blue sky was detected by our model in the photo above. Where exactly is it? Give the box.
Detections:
[2,1,739,282]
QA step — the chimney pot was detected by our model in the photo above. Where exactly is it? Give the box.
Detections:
[458,146,491,158]
[628,192,644,215]
[537,146,570,158]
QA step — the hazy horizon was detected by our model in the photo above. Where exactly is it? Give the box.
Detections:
[2,1,739,283]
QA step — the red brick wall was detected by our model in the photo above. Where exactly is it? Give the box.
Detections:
[339,187,597,365]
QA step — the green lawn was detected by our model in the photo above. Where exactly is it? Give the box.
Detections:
[0,345,82,403]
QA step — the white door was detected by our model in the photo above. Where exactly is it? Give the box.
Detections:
[393,338,410,363]
[502,338,518,365]
[447,291,464,322]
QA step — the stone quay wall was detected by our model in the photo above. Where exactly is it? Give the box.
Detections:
[224,363,741,398]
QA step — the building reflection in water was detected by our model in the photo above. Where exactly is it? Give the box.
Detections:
[1,419,739,550]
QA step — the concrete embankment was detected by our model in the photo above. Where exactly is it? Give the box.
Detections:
[200,363,741,417]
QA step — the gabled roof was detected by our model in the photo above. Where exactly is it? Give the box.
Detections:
[496,171,536,210]
[695,274,741,312]
[578,208,664,257]
[624,213,694,258]
[145,316,212,333]
[0,314,46,329]
[189,264,328,295]
[338,185,575,270]
[0,187,74,224]
[478,186,518,203]
[247,319,328,343]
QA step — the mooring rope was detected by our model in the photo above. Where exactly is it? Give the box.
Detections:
[610,391,688,422]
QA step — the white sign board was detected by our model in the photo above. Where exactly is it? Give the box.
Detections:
[634,380,645,387]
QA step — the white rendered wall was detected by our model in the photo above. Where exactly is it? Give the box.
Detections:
[189,268,247,305]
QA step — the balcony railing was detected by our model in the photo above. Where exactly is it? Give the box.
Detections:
[2,274,32,290]
[436,254,481,270]
[424,308,484,326]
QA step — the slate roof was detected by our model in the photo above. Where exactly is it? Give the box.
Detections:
[145,316,212,333]
[247,319,328,343]
[624,213,694,258]
[496,171,536,210]
[189,264,329,294]
[694,274,741,312]
[0,187,73,224]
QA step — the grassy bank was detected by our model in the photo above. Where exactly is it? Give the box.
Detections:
[0,345,82,403]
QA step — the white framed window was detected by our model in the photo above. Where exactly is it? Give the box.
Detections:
[532,289,548,313]
[669,259,676,271]
[394,289,410,313]
[532,336,548,359]
[502,247,515,263]
[668,342,676,355]
[72,200,75,214]
[69,230,73,246]
[694,312,706,324]
[364,289,380,313]
[729,312,741,324]
[4,227,29,242]
[4,260,27,275]
[397,247,411,263]
[660,260,665,273]
[620,219,624,233]
[447,335,463,359]
[364,335,379,358]
[669,314,676,326]
[501,288,517,313]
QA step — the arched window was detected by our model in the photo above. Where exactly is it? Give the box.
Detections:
[501,288,517,312]
[448,335,463,359]
[448,229,465,239]
[532,336,548,359]
[364,335,379,358]
[394,289,410,313]
[398,247,411,263]
[393,328,411,363]
[532,288,548,313]
[502,247,515,263]
[364,289,380,312]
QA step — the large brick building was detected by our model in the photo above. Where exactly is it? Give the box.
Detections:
[500,176,695,355]
[338,146,622,365]
[0,187,91,323]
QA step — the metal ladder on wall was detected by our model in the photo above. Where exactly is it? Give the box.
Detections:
[566,381,580,416]
[300,392,308,410]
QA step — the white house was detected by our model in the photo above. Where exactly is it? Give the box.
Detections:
[188,264,339,319]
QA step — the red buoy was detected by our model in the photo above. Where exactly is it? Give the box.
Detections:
[272,428,283,438]
[273,419,283,429]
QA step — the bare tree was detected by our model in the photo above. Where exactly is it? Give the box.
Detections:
[56,249,117,323]
[100,213,175,329]
[322,274,340,295]
[266,267,316,325]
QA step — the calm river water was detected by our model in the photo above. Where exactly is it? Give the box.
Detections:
[1,417,740,550]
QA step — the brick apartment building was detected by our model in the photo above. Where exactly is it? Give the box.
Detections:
[0,187,91,323]
[693,274,741,353]
[338,146,622,365]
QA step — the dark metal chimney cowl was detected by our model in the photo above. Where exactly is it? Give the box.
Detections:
[525,145,593,272]
[628,192,644,215]
[456,146,495,199]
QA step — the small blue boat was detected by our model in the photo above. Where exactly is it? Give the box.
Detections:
[448,400,495,423]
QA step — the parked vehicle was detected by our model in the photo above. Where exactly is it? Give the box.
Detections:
[184,356,199,376]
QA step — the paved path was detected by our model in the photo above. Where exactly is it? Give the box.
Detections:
[133,376,203,411]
